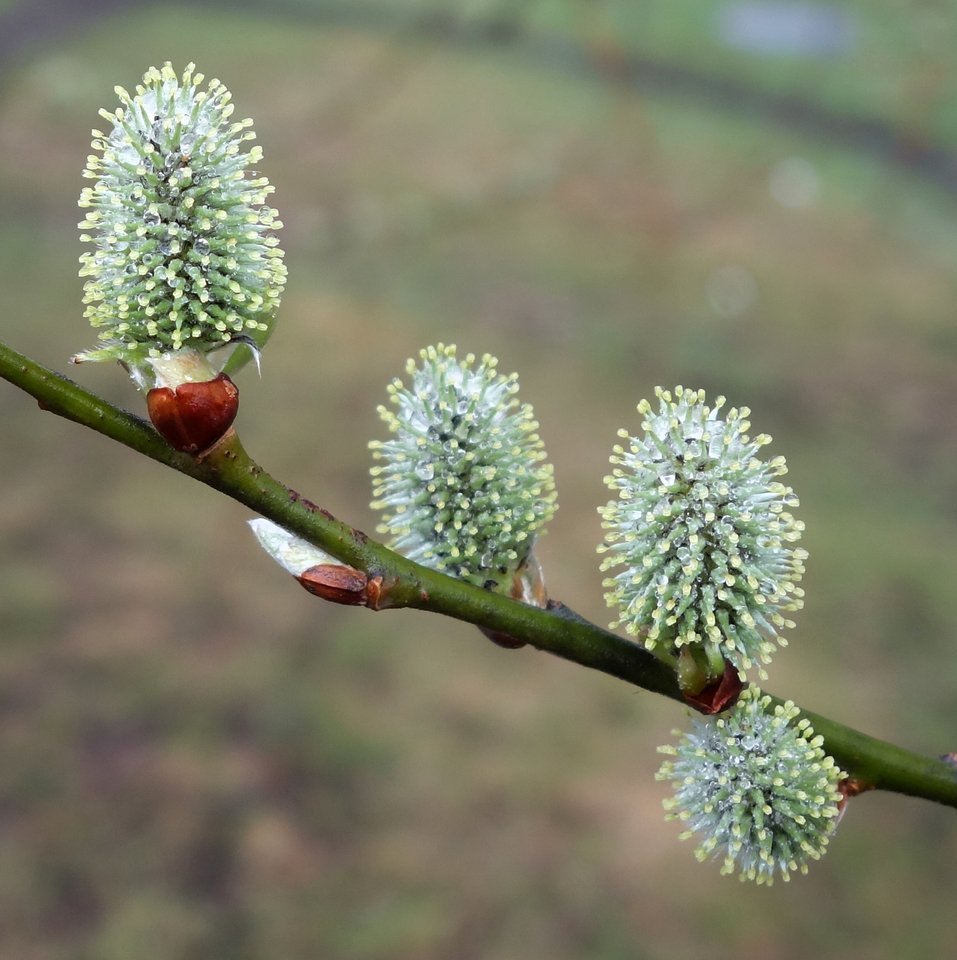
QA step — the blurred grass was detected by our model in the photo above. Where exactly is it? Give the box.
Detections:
[2,2,957,958]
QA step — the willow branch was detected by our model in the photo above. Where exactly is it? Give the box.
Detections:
[3,338,956,810]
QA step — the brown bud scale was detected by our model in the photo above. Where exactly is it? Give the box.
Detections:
[146,372,239,453]
[682,661,743,715]
[297,564,369,605]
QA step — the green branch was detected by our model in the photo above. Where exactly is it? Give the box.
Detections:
[3,338,957,810]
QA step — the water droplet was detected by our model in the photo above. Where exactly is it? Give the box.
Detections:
[143,210,161,226]
[414,462,435,481]
[193,238,210,256]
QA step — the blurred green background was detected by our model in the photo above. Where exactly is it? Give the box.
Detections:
[2,1,957,957]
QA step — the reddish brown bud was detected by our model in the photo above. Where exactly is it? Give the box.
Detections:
[836,777,871,823]
[297,564,369,605]
[146,372,239,454]
[479,626,528,649]
[682,661,744,715]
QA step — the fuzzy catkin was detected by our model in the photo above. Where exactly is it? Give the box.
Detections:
[657,688,844,884]
[599,386,806,676]
[370,344,557,590]
[76,62,285,373]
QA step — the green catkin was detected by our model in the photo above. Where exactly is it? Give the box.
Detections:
[598,386,806,677]
[657,688,844,884]
[370,344,557,591]
[75,62,285,379]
